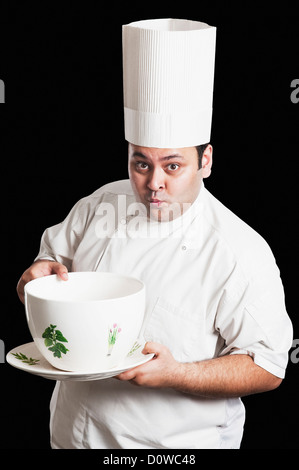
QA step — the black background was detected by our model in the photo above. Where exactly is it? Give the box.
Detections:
[0,1,298,452]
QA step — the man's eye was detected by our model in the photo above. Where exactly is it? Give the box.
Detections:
[136,162,149,170]
[168,163,179,171]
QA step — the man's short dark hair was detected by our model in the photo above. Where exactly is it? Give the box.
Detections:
[196,143,209,170]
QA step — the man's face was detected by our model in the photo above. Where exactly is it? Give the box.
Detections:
[128,144,211,222]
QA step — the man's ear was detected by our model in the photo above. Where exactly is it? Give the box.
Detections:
[202,144,213,178]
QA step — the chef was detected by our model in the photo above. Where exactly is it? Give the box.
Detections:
[17,19,293,449]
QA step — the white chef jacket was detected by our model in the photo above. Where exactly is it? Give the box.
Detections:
[35,179,293,449]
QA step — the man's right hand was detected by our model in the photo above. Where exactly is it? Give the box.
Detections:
[16,260,69,304]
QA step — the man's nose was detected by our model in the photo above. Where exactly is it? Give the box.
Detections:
[147,168,165,192]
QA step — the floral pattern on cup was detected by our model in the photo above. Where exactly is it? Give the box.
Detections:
[107,323,122,356]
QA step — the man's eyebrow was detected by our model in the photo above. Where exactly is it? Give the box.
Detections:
[132,151,184,161]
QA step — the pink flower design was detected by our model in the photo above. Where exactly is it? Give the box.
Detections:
[107,323,122,355]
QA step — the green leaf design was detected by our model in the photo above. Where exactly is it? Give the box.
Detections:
[42,324,69,359]
[42,327,53,339]
[127,341,142,357]
[44,338,53,347]
[55,330,68,342]
[49,345,62,358]
[12,352,40,366]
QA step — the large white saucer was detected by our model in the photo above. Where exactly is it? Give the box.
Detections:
[7,341,154,382]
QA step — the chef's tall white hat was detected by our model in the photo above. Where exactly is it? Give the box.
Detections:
[122,18,217,148]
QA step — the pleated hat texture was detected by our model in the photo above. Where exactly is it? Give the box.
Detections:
[122,19,217,148]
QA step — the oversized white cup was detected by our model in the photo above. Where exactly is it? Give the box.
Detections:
[24,272,145,372]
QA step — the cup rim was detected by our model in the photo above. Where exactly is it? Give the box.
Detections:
[24,271,145,303]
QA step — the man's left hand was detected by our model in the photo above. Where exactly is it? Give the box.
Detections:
[116,342,182,388]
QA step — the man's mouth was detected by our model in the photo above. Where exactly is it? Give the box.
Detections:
[148,198,166,207]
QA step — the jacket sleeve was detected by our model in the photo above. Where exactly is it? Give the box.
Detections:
[215,257,293,379]
[34,196,92,271]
